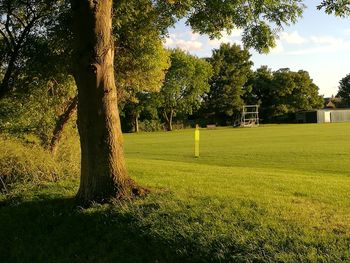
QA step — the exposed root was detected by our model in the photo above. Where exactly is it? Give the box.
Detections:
[131,185,150,197]
[115,178,150,200]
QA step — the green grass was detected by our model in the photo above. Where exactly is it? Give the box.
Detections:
[1,123,350,262]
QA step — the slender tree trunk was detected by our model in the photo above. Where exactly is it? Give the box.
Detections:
[134,113,139,133]
[170,110,174,131]
[70,0,146,202]
[0,49,18,98]
[167,110,174,131]
[167,118,173,131]
[50,96,78,156]
[163,110,173,131]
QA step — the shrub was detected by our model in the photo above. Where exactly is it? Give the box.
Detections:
[138,120,164,132]
[0,135,61,191]
[54,125,80,178]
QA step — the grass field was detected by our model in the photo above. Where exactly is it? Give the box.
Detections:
[1,123,350,262]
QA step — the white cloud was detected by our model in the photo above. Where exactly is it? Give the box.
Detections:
[280,31,307,44]
[310,36,344,46]
[275,31,350,55]
[288,46,331,55]
[164,33,203,52]
[165,27,350,59]
[189,32,200,41]
[287,35,350,55]
[175,39,203,51]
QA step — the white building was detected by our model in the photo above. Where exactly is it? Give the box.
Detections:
[296,109,350,123]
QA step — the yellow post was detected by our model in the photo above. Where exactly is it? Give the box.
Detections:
[194,124,200,158]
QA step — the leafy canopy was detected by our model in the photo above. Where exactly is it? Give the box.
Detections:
[245,66,324,120]
[318,0,350,17]
[205,43,253,118]
[163,0,305,53]
[158,49,213,127]
[114,0,171,103]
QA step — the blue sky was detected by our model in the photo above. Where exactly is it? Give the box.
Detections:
[164,1,350,97]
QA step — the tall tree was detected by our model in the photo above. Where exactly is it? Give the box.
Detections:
[158,49,212,131]
[204,43,253,125]
[246,67,323,121]
[270,69,323,117]
[68,0,306,202]
[114,0,171,132]
[0,0,66,98]
[336,73,350,107]
[243,65,273,106]
[70,0,148,201]
[53,0,171,143]
[0,0,75,148]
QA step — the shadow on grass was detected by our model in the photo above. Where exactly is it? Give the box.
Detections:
[0,195,185,263]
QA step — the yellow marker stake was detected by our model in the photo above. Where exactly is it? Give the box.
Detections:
[194,125,200,158]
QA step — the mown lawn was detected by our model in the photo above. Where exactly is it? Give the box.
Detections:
[1,123,350,262]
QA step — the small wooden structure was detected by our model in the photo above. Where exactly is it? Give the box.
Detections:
[241,105,259,127]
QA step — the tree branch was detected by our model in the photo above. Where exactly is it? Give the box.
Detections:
[0,28,13,51]
[11,12,28,28]
[4,13,16,45]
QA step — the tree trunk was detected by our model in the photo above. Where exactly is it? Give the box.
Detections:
[70,0,146,202]
[167,119,172,131]
[50,96,78,156]
[0,49,18,98]
[164,110,173,131]
[134,113,139,133]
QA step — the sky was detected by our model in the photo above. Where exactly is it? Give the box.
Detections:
[164,0,350,97]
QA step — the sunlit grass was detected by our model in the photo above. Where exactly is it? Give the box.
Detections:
[1,123,350,262]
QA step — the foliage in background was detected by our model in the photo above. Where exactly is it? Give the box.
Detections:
[203,43,253,125]
[243,65,273,106]
[318,0,350,17]
[0,0,69,98]
[156,49,213,131]
[0,0,325,142]
[0,77,76,144]
[114,1,171,133]
[245,66,324,122]
[336,73,350,107]
[114,0,171,99]
[182,0,305,53]
[0,0,75,145]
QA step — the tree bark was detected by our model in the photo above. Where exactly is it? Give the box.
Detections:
[163,110,173,131]
[0,49,19,98]
[50,96,78,156]
[70,0,145,202]
[134,113,139,133]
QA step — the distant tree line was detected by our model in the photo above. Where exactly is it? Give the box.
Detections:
[120,44,324,132]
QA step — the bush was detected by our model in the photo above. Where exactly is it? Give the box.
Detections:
[0,135,61,192]
[54,125,80,178]
[138,120,164,132]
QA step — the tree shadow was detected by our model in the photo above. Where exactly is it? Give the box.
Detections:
[0,195,187,263]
